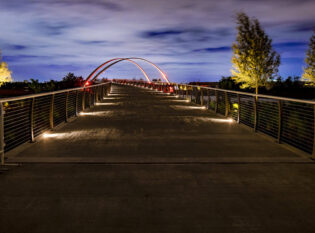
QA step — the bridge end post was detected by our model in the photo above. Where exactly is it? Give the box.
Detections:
[0,103,5,166]
[30,97,35,142]
[75,90,79,117]
[277,100,283,143]
[237,94,241,123]
[225,92,229,117]
[253,96,258,132]
[215,90,218,113]
[49,94,55,129]
[65,92,69,123]
[312,104,315,159]
[82,90,86,111]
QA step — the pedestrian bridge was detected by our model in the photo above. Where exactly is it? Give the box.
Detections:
[1,81,312,163]
[1,80,315,232]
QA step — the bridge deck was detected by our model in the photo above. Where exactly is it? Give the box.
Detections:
[1,84,315,232]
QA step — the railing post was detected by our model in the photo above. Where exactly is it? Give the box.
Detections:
[82,89,86,111]
[89,91,92,108]
[104,85,108,96]
[186,89,188,100]
[30,97,35,142]
[225,92,229,117]
[94,87,98,104]
[49,94,55,129]
[194,87,198,104]
[0,103,5,166]
[65,91,69,123]
[277,100,283,143]
[190,87,194,102]
[237,94,241,123]
[253,96,258,132]
[215,90,218,113]
[207,90,210,109]
[75,90,79,116]
[201,89,204,106]
[312,104,315,158]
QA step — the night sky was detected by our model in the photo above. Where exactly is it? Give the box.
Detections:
[0,0,314,83]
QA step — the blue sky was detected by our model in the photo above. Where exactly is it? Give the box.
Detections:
[0,0,314,83]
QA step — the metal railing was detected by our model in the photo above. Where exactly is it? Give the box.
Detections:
[116,80,315,158]
[0,82,111,165]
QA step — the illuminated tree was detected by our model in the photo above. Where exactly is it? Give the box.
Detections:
[231,12,280,95]
[0,52,12,86]
[302,32,315,85]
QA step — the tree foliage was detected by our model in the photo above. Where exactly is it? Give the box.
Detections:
[0,51,13,86]
[231,12,280,94]
[302,32,315,85]
[62,72,84,87]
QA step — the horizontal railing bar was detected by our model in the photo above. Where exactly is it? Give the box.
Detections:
[0,82,110,103]
[120,81,315,105]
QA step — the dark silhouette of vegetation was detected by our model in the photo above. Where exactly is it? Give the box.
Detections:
[219,76,315,99]
[0,73,86,97]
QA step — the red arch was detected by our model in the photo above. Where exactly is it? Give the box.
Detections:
[84,58,151,86]
[85,57,170,85]
[128,57,170,83]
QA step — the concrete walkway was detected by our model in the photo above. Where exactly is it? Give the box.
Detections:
[1,84,315,233]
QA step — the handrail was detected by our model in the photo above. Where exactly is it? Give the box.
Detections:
[183,84,315,105]
[118,80,315,104]
[0,82,110,103]
[0,81,111,165]
[116,79,315,158]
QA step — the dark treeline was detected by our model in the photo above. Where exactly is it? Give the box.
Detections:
[218,76,315,100]
[0,73,89,97]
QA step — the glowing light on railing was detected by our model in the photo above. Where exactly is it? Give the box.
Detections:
[108,93,127,96]
[95,102,119,106]
[185,117,234,124]
[103,97,120,100]
[167,99,189,103]
[208,118,234,123]
[43,133,68,139]
[79,111,113,116]
[42,128,122,140]
[171,105,207,110]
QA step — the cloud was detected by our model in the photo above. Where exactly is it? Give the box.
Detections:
[3,55,48,62]
[76,40,108,45]
[192,46,231,53]
[274,42,308,48]
[289,22,315,32]
[4,45,28,51]
[0,0,314,82]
